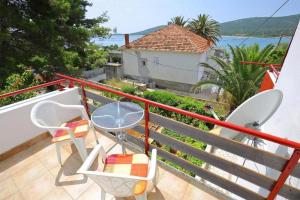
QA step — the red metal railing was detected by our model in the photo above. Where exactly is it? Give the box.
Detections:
[240,61,282,68]
[240,61,281,77]
[0,79,66,99]
[56,73,300,149]
[240,61,281,92]
[55,73,300,200]
[1,73,299,200]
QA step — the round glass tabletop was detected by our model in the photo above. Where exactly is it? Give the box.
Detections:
[91,101,144,132]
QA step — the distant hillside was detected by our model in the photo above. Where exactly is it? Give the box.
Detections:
[220,14,300,37]
[130,14,299,37]
[131,25,166,35]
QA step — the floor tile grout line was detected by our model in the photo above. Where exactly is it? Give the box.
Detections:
[40,142,78,200]
[74,183,97,200]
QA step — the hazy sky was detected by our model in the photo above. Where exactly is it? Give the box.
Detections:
[87,0,300,33]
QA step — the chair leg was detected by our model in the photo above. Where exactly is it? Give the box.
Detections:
[153,166,159,186]
[135,192,147,200]
[73,138,88,161]
[100,187,106,200]
[55,143,62,166]
[92,127,99,144]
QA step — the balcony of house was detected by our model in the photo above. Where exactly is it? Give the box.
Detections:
[0,73,300,200]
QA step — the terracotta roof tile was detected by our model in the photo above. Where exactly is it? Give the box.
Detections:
[123,24,212,53]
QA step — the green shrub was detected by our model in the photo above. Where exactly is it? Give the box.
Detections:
[157,155,195,176]
[121,85,136,95]
[155,128,206,177]
[143,90,214,130]
[162,128,206,150]
[143,90,180,106]
[0,71,39,107]
[101,91,121,100]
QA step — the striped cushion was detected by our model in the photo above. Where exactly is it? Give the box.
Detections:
[103,153,149,195]
[52,119,89,142]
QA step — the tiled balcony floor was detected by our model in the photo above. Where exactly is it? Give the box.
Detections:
[0,130,220,200]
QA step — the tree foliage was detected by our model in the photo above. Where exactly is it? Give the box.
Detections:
[0,0,110,85]
[266,43,288,64]
[0,70,40,106]
[192,44,275,109]
[187,14,221,45]
[168,16,189,27]
[220,14,300,37]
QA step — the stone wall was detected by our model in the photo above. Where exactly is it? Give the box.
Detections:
[104,63,123,80]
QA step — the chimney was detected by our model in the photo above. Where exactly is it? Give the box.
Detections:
[207,39,211,46]
[125,34,130,48]
[207,39,213,46]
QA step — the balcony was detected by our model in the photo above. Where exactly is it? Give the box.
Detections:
[1,73,300,200]
[0,125,220,200]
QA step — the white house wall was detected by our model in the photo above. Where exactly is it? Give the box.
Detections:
[122,49,211,84]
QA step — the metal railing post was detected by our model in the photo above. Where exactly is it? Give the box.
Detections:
[58,81,66,91]
[144,103,150,156]
[69,80,74,88]
[80,83,90,118]
[267,149,300,200]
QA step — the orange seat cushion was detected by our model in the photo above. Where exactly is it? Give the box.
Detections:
[103,153,149,195]
[52,119,89,143]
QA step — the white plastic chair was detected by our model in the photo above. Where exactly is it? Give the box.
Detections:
[78,144,158,200]
[31,100,98,165]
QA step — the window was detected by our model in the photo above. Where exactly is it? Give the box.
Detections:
[214,49,225,58]
[140,58,147,66]
[154,57,159,65]
[202,71,210,80]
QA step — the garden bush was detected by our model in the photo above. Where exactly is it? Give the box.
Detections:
[121,85,137,95]
[157,128,206,177]
[143,90,214,129]
[0,71,39,107]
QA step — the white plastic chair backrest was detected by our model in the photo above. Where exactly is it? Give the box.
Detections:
[31,100,79,136]
[79,145,157,197]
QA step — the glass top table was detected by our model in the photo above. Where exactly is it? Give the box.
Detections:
[91,101,144,153]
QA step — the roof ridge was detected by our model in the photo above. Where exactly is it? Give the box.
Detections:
[123,24,212,53]
[178,26,203,51]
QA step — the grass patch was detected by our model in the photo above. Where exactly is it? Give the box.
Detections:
[104,79,133,89]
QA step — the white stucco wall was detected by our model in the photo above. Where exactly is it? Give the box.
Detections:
[232,21,300,199]
[0,87,82,154]
[261,21,300,197]
[122,49,213,84]
[264,21,300,145]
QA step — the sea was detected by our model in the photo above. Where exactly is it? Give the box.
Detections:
[93,34,291,49]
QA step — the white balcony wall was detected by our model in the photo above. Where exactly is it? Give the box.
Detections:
[233,21,300,200]
[262,21,300,198]
[0,87,82,154]
[264,21,300,145]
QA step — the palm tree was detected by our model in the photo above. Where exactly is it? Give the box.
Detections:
[192,44,275,109]
[188,14,221,45]
[168,16,189,27]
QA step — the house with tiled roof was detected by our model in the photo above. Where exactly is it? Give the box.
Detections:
[121,24,222,91]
